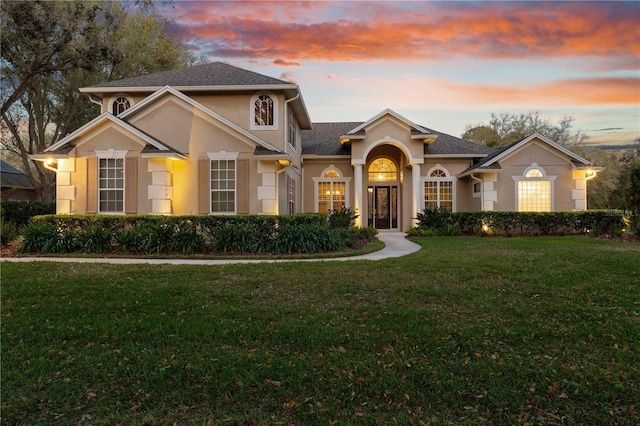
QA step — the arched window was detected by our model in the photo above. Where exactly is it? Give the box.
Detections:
[423,165,455,212]
[514,164,555,212]
[368,158,397,182]
[323,169,340,178]
[313,166,351,213]
[254,94,274,126]
[112,97,131,115]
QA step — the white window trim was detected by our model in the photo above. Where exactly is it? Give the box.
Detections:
[250,92,278,131]
[96,150,127,214]
[288,112,296,150]
[107,94,134,116]
[472,181,482,198]
[422,164,457,212]
[313,166,351,213]
[287,174,296,215]
[512,163,557,211]
[207,151,239,215]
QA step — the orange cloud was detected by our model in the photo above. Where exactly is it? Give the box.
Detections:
[445,77,639,107]
[170,2,640,62]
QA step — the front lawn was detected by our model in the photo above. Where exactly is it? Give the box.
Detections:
[2,237,639,424]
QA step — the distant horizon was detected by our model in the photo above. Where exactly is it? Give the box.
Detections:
[159,1,639,146]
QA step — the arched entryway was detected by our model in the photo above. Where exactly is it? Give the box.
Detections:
[364,145,406,230]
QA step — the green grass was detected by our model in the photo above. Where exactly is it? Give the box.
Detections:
[2,237,639,425]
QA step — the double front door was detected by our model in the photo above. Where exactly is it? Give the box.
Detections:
[367,186,398,229]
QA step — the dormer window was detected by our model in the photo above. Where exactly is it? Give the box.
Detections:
[251,93,278,130]
[112,97,131,115]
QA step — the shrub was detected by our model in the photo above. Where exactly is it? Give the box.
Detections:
[328,207,358,229]
[20,214,373,255]
[411,209,626,237]
[75,223,113,253]
[1,218,19,245]
[0,201,55,228]
[415,207,450,229]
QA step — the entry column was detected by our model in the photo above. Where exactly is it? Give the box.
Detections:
[411,163,422,227]
[353,162,363,227]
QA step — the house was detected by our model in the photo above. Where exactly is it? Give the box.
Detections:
[1,160,37,201]
[33,62,599,230]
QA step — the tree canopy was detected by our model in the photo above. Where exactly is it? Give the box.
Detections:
[1,0,197,200]
[462,111,587,148]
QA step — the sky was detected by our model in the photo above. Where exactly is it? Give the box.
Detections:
[161,1,640,146]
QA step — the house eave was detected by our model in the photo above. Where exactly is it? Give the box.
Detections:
[80,84,300,94]
[140,152,188,161]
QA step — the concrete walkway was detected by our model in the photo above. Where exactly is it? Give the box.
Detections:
[2,232,421,265]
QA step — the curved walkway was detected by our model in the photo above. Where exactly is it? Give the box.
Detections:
[1,232,421,265]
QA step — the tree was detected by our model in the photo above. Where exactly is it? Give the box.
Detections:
[1,0,197,201]
[608,138,640,214]
[462,111,587,148]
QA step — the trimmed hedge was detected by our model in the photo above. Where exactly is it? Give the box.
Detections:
[0,201,55,228]
[411,209,627,237]
[20,214,377,255]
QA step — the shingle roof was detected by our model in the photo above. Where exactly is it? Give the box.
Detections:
[87,62,292,89]
[0,160,34,189]
[301,122,495,157]
[419,126,496,156]
[302,122,360,156]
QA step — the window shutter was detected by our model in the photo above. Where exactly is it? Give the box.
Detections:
[236,159,249,214]
[125,157,137,214]
[198,159,210,214]
[86,158,97,213]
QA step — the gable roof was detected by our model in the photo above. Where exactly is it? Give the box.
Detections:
[301,119,494,157]
[84,62,293,90]
[345,109,430,135]
[80,62,313,130]
[120,86,282,153]
[0,160,34,189]
[43,113,183,157]
[459,133,593,176]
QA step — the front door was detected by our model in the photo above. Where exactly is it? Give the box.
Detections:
[368,186,398,229]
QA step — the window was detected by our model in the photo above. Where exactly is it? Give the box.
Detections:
[98,158,124,213]
[254,94,273,126]
[211,159,236,213]
[287,175,295,215]
[514,165,555,212]
[314,167,351,213]
[368,158,397,182]
[423,166,455,212]
[112,97,131,115]
[473,181,482,197]
[288,114,296,148]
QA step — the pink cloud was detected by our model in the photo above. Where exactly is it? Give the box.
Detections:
[168,2,639,62]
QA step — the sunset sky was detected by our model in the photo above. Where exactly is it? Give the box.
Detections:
[161,1,639,146]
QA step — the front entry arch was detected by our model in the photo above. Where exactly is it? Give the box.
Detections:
[366,157,399,230]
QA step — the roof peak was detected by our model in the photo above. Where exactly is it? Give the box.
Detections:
[84,62,294,90]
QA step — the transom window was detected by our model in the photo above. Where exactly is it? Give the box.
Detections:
[368,158,397,182]
[423,166,455,212]
[211,159,236,213]
[254,94,274,126]
[526,168,543,178]
[98,158,124,213]
[112,97,131,115]
[324,169,340,178]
